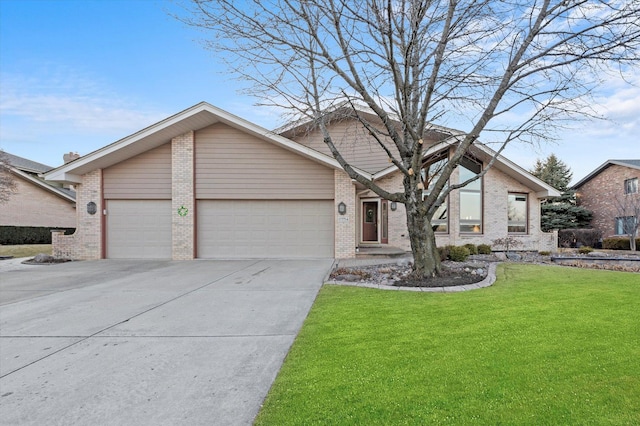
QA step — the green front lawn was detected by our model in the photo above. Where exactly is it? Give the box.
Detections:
[0,244,51,258]
[256,264,640,425]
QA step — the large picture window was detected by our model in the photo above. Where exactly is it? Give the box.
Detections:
[422,156,448,233]
[459,157,482,233]
[508,193,528,233]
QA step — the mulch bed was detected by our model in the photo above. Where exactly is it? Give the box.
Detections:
[330,256,493,288]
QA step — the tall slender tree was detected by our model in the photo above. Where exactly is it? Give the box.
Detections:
[178,0,640,278]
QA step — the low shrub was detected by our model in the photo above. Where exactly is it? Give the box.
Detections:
[437,246,450,262]
[464,243,478,255]
[578,246,594,254]
[0,226,75,245]
[477,244,492,255]
[602,238,640,251]
[538,251,551,256]
[448,246,470,262]
[558,229,602,248]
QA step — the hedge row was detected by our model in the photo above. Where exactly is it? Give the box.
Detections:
[602,237,640,251]
[0,226,75,245]
[558,229,602,248]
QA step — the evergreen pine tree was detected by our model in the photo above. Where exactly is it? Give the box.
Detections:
[531,154,592,231]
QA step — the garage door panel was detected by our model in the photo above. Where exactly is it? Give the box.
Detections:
[106,200,171,259]
[197,200,334,258]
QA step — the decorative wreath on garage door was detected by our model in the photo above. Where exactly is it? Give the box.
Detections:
[177,205,188,217]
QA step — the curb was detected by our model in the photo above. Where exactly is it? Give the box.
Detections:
[325,262,499,292]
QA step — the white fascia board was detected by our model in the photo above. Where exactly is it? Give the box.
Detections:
[371,139,561,198]
[45,170,83,184]
[45,102,215,180]
[44,101,367,183]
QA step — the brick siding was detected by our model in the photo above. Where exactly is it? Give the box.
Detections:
[52,169,102,259]
[576,164,640,238]
[0,176,75,228]
[373,166,557,252]
[171,131,195,260]
[334,169,356,258]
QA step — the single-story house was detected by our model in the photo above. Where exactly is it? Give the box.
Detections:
[45,102,559,260]
[573,159,640,238]
[1,152,76,229]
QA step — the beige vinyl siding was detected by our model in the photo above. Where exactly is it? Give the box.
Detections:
[195,123,334,199]
[285,119,395,174]
[103,143,171,199]
[284,119,445,174]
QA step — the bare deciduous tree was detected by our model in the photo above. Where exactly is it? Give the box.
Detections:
[614,194,640,251]
[0,150,17,204]
[178,0,640,278]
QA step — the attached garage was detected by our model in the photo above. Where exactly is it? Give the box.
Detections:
[103,143,173,259]
[45,103,349,261]
[105,200,172,259]
[197,200,334,258]
[194,123,337,259]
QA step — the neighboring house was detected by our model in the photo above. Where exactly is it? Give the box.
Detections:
[573,159,640,238]
[0,152,76,229]
[45,102,559,260]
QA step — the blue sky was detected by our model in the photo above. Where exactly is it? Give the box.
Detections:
[1,0,638,183]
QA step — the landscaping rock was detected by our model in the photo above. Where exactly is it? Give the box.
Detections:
[334,274,362,282]
[506,252,522,261]
[587,251,608,257]
[33,253,55,263]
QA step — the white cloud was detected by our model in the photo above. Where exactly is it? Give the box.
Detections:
[0,68,167,135]
[0,67,169,165]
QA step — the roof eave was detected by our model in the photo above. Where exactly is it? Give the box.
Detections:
[12,168,76,202]
[44,102,348,183]
[372,140,561,198]
[572,159,640,189]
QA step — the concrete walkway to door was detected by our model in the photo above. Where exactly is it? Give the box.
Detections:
[0,258,333,425]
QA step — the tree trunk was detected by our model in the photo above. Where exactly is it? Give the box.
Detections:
[405,199,442,278]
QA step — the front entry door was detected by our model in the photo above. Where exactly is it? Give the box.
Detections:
[362,201,378,242]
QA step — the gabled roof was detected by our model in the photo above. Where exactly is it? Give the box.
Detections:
[278,105,559,198]
[5,152,53,174]
[572,159,640,189]
[6,162,76,203]
[373,138,561,198]
[46,102,366,184]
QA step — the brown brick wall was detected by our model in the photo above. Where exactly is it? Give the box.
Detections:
[0,175,76,228]
[576,165,640,238]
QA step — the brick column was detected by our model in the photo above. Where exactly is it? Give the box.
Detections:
[52,169,103,260]
[172,131,195,260]
[334,170,356,258]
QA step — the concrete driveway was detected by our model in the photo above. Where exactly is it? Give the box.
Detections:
[0,258,333,425]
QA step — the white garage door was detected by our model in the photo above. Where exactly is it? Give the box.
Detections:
[197,200,334,258]
[106,200,172,259]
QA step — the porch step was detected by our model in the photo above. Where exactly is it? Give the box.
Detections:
[356,246,409,258]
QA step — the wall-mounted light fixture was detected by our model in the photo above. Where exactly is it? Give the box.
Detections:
[338,202,347,215]
[87,201,97,215]
[390,201,397,211]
